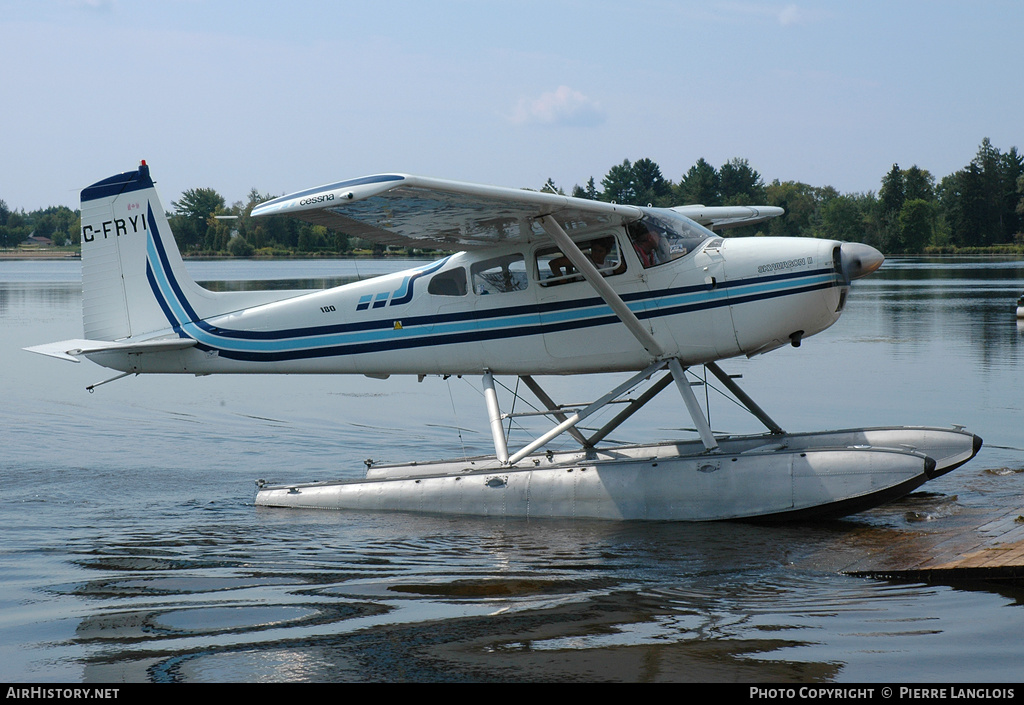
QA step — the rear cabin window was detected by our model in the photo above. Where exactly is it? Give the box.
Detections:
[471,254,528,295]
[626,212,713,269]
[427,267,467,296]
[536,235,626,287]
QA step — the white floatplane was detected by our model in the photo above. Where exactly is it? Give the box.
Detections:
[27,162,982,521]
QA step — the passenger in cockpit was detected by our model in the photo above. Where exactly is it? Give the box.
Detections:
[548,236,624,279]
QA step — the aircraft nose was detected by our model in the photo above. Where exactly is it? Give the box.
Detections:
[839,242,884,281]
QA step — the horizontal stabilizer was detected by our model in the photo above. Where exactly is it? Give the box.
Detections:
[24,337,197,363]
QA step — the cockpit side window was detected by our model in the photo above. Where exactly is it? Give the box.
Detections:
[536,235,626,286]
[427,267,467,296]
[471,254,528,295]
[627,212,713,269]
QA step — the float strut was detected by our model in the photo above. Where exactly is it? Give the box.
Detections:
[505,361,666,466]
[482,371,509,463]
[520,375,591,447]
[668,359,719,452]
[704,361,784,435]
[585,370,674,447]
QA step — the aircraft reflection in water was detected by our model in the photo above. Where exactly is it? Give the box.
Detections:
[28,162,981,520]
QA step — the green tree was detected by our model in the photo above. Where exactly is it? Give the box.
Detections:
[878,164,914,251]
[765,180,820,238]
[897,199,937,253]
[879,164,906,216]
[719,158,766,205]
[903,165,935,202]
[27,206,79,247]
[999,146,1024,239]
[938,139,1022,247]
[297,224,329,252]
[631,158,671,206]
[0,208,29,249]
[203,214,235,252]
[1016,173,1024,221]
[675,158,720,205]
[227,234,255,257]
[600,159,636,204]
[938,165,983,246]
[170,187,226,251]
[815,193,871,243]
[331,228,351,253]
[34,212,57,242]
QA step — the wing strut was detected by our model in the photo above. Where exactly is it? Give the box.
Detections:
[538,215,665,357]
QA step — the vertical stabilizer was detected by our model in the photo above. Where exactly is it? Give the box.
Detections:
[80,162,205,340]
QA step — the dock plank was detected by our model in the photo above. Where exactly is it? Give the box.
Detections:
[800,495,1024,582]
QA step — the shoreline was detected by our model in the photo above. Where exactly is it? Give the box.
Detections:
[4,247,1023,261]
[0,249,440,262]
[0,249,80,259]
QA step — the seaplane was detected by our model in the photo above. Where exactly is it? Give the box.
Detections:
[27,161,982,521]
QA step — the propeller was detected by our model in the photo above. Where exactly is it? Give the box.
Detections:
[836,242,884,283]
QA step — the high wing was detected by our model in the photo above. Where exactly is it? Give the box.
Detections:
[251,173,784,245]
[671,205,784,230]
[251,174,644,249]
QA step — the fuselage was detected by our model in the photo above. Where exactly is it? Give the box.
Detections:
[90,217,850,377]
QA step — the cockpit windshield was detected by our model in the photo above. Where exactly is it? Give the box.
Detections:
[626,210,715,268]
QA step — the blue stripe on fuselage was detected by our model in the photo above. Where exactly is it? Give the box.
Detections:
[144,227,841,362]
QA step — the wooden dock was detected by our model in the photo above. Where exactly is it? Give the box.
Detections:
[796,495,1024,583]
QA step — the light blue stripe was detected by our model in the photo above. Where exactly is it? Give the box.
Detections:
[147,237,542,352]
[147,236,191,327]
[147,235,833,356]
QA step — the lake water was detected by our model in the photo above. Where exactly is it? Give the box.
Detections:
[2,256,1024,683]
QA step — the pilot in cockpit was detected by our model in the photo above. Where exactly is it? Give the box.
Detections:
[628,221,672,267]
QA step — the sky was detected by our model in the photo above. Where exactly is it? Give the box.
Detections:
[2,0,1022,211]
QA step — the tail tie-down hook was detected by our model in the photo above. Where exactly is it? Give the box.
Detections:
[86,371,135,393]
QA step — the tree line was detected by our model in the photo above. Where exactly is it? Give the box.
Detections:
[2,138,1022,255]
[0,202,79,249]
[552,138,1023,254]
